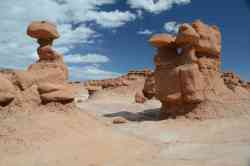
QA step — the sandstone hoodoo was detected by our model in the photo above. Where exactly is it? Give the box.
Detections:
[149,20,250,119]
[0,21,75,110]
[27,21,68,80]
[14,21,68,91]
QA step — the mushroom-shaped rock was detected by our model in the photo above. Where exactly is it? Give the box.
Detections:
[149,34,175,48]
[176,23,200,45]
[27,21,60,39]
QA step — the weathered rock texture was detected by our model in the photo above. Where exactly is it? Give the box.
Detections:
[0,21,74,111]
[143,72,156,100]
[149,20,250,119]
[222,72,250,90]
[135,92,146,104]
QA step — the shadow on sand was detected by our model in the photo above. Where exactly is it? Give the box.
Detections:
[103,108,162,122]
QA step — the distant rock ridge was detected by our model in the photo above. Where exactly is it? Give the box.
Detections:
[84,69,152,89]
[84,69,153,101]
[149,20,250,119]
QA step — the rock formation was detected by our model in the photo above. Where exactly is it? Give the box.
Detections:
[127,69,152,80]
[149,20,250,119]
[85,77,128,89]
[15,21,68,90]
[0,21,74,111]
[84,69,153,101]
[0,74,16,107]
[84,69,152,90]
[142,72,156,99]
[221,72,249,90]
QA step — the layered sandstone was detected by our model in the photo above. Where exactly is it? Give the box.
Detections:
[149,20,250,119]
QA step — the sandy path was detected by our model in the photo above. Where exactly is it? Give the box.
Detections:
[77,98,250,166]
[0,89,250,166]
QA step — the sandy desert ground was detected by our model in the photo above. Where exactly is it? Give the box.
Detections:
[0,86,250,166]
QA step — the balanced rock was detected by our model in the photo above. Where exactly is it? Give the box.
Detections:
[27,21,59,40]
[15,21,69,90]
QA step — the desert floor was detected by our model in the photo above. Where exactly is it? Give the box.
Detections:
[1,88,250,166]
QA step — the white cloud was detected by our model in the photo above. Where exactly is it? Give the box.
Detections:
[127,0,191,14]
[164,21,180,34]
[55,24,98,49]
[65,53,110,64]
[86,10,136,28]
[69,65,121,81]
[137,29,153,35]
[0,0,136,80]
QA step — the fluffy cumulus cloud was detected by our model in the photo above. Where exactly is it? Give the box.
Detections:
[127,0,191,14]
[64,53,110,64]
[0,0,135,79]
[137,29,153,35]
[69,65,121,81]
[164,21,180,34]
[86,10,136,28]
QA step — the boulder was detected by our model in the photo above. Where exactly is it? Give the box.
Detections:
[14,64,68,90]
[40,90,74,104]
[14,85,41,107]
[37,83,66,94]
[0,93,15,107]
[27,21,59,39]
[112,117,128,124]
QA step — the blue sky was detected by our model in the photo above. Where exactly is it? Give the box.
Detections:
[0,0,249,80]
